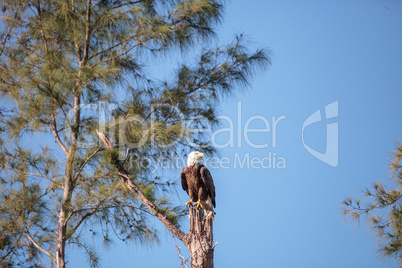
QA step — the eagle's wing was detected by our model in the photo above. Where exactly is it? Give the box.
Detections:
[180,167,188,194]
[200,166,216,208]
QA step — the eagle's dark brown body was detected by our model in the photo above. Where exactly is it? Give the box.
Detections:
[181,163,215,216]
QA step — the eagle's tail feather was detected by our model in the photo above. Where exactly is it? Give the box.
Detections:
[201,197,215,220]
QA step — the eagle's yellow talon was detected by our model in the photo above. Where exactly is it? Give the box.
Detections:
[184,200,193,206]
[194,200,202,209]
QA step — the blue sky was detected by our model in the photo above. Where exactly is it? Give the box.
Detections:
[67,0,402,267]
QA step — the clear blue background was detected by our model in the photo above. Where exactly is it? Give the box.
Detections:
[69,0,402,267]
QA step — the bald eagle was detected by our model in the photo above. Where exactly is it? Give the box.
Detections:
[181,151,216,219]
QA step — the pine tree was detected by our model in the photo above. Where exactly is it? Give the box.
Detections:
[342,144,402,265]
[0,0,269,267]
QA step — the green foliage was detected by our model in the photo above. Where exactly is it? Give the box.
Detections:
[0,0,269,267]
[154,202,182,228]
[102,148,121,166]
[0,180,52,267]
[142,184,156,203]
[342,144,402,264]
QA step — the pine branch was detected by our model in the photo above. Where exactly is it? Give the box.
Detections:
[23,172,56,184]
[83,0,92,63]
[95,130,189,245]
[68,209,97,238]
[88,9,216,68]
[25,230,55,262]
[89,38,151,68]
[7,163,57,185]
[66,185,119,233]
[50,114,68,156]
[385,6,402,13]
[0,248,14,268]
[73,147,102,182]
[89,0,144,31]
[0,25,13,58]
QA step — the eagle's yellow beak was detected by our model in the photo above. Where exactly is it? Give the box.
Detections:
[197,153,204,158]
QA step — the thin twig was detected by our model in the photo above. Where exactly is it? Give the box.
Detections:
[385,6,402,13]
[50,114,68,156]
[73,147,102,182]
[25,231,55,262]
[172,233,189,268]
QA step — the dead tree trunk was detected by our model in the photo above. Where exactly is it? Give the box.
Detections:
[188,207,214,268]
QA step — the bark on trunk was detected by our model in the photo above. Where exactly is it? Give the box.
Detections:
[55,213,66,268]
[56,95,80,268]
[55,153,74,268]
[188,207,214,268]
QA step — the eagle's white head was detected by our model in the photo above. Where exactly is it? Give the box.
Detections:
[187,151,204,167]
